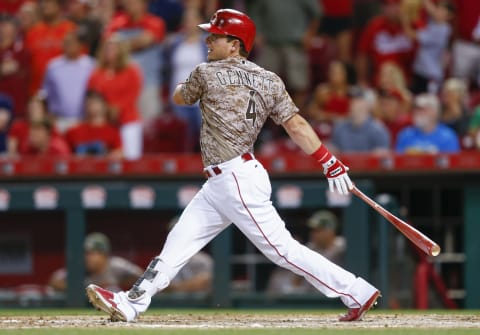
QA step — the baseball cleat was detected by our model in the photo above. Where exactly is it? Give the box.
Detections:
[338,290,381,321]
[86,284,138,322]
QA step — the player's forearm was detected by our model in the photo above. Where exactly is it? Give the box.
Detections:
[172,84,187,105]
[283,114,322,154]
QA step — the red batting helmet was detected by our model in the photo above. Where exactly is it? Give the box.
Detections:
[198,9,256,53]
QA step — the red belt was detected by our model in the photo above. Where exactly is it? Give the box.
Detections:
[204,153,254,179]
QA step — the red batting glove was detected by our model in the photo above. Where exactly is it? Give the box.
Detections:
[312,144,353,195]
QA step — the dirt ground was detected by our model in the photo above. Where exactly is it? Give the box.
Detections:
[1,312,480,329]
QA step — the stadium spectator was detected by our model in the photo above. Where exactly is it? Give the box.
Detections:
[24,0,76,96]
[15,1,41,34]
[49,232,143,292]
[451,0,480,87]
[318,0,354,63]
[306,60,353,122]
[66,0,103,56]
[0,15,30,118]
[356,0,415,87]
[7,94,56,156]
[330,88,391,154]
[441,78,471,138]
[42,30,95,133]
[377,88,412,146]
[306,210,346,266]
[88,35,143,160]
[0,94,14,154]
[65,91,123,159]
[249,0,321,108]
[402,0,454,94]
[396,93,460,153]
[19,118,71,156]
[377,61,413,113]
[375,62,413,144]
[104,0,166,122]
[164,8,207,152]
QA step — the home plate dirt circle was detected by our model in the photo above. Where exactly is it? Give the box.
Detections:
[1,313,480,329]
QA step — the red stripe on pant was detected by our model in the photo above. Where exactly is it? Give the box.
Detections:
[232,172,361,307]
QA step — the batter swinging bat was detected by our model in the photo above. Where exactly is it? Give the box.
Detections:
[351,185,441,257]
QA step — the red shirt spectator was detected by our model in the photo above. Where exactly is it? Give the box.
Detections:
[307,61,352,122]
[21,136,71,155]
[0,16,30,118]
[8,95,59,155]
[66,123,122,154]
[88,63,142,125]
[11,119,62,152]
[65,91,122,158]
[103,1,166,122]
[19,120,71,156]
[88,36,143,160]
[12,120,62,152]
[24,0,76,96]
[357,0,415,85]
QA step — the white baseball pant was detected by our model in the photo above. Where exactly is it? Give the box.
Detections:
[152,153,378,308]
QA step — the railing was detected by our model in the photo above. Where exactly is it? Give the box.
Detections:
[0,152,479,179]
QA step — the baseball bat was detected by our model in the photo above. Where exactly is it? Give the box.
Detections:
[351,185,441,257]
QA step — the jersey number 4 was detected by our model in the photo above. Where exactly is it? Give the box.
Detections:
[245,90,257,125]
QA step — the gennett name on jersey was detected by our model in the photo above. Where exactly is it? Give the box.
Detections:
[215,69,275,93]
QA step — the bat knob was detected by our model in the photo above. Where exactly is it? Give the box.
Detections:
[430,244,441,257]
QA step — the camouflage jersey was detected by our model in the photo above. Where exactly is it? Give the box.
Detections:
[181,56,298,166]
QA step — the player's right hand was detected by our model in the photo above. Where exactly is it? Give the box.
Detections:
[322,156,353,195]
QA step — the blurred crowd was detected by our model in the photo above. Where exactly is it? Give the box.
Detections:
[1,0,480,160]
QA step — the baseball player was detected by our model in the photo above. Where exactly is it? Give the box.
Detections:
[86,9,380,322]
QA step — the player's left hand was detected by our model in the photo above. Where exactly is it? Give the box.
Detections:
[322,156,353,195]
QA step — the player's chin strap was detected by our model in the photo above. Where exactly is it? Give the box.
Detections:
[127,257,174,301]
